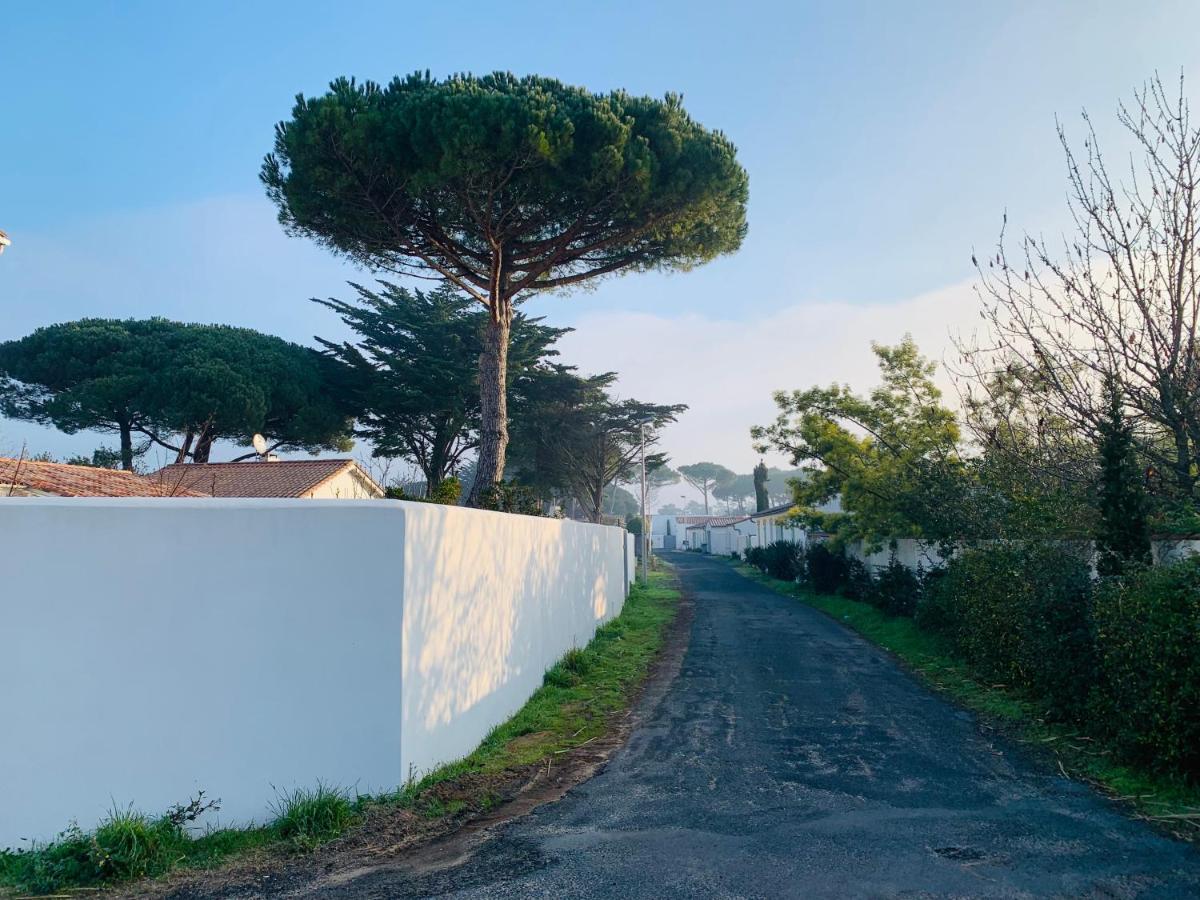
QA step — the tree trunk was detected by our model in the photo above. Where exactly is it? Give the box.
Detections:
[467,302,512,506]
[175,430,195,464]
[192,425,216,464]
[119,420,134,471]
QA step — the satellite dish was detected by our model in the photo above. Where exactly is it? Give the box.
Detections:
[252,434,268,457]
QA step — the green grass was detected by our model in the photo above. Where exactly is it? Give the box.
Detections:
[0,571,681,896]
[730,561,1200,837]
[271,784,357,850]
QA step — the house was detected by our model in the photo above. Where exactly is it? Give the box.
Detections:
[751,503,807,548]
[677,515,756,554]
[0,458,207,498]
[152,459,385,499]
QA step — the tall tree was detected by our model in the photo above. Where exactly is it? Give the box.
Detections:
[678,462,735,514]
[714,472,756,513]
[0,319,353,468]
[508,368,685,522]
[752,337,962,546]
[753,459,770,512]
[316,281,566,495]
[262,72,748,504]
[0,319,158,470]
[963,75,1200,505]
[1096,378,1153,575]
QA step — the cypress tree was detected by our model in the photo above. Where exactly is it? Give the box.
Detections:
[1096,378,1152,576]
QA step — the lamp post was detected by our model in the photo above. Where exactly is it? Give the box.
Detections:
[0,230,11,255]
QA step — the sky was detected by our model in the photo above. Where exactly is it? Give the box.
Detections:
[3,1,1200,494]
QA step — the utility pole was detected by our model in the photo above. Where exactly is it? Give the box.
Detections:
[640,421,649,582]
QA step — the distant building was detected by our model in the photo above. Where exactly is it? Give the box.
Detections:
[151,459,384,499]
[751,503,806,547]
[0,458,207,498]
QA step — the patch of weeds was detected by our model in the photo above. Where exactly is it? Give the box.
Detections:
[271,784,356,850]
[0,792,251,896]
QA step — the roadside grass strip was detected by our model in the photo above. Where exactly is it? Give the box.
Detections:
[0,571,681,896]
[729,561,1200,840]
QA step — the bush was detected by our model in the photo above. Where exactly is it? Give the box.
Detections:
[918,543,1094,719]
[806,543,848,595]
[874,554,922,617]
[842,557,876,604]
[744,545,766,571]
[762,540,804,582]
[729,550,741,561]
[1091,558,1200,776]
[478,481,543,516]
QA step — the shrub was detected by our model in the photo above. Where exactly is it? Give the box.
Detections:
[1091,558,1200,776]
[874,554,922,617]
[478,481,543,516]
[842,556,876,604]
[762,540,804,582]
[918,543,1093,719]
[806,543,848,595]
[744,545,766,571]
[730,550,741,561]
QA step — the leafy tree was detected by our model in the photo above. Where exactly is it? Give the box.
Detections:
[1096,379,1153,576]
[262,71,748,504]
[0,319,354,468]
[713,472,756,513]
[0,319,164,470]
[316,281,566,495]
[752,336,962,546]
[509,370,685,523]
[506,365,616,504]
[678,462,735,514]
[64,447,124,470]
[753,460,770,512]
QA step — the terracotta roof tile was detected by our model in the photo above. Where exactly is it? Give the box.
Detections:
[0,458,208,498]
[151,459,380,498]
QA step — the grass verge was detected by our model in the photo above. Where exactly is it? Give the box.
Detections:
[379,568,680,811]
[729,560,1200,840]
[0,570,681,896]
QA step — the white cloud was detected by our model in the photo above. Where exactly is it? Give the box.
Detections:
[555,280,984,474]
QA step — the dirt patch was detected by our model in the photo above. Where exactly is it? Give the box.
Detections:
[116,584,694,900]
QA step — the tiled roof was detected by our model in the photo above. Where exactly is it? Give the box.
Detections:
[681,513,744,528]
[751,503,797,519]
[151,459,380,498]
[681,516,750,528]
[0,458,208,498]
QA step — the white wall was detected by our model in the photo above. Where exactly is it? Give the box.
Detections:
[397,503,626,779]
[0,498,626,848]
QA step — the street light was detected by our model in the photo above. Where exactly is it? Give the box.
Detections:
[0,230,10,255]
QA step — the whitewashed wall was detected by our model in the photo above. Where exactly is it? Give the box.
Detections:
[0,499,627,848]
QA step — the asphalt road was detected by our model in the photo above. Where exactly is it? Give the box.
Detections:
[318,552,1200,899]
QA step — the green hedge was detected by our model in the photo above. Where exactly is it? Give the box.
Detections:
[1091,558,1200,774]
[918,543,1094,720]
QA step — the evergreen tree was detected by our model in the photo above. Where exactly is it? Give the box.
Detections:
[1096,378,1152,576]
[263,72,747,504]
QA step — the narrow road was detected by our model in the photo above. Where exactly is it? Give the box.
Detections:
[321,552,1200,899]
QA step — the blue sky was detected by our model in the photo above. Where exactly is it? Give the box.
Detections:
[3,1,1200,477]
